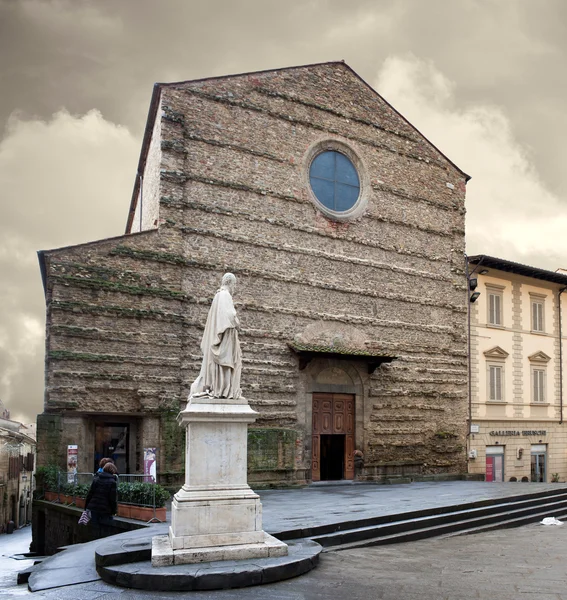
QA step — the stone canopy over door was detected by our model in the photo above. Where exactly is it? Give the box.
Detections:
[312,393,354,481]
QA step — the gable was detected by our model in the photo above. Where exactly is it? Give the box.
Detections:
[127,62,469,233]
[167,61,468,181]
[483,346,509,360]
[528,351,551,363]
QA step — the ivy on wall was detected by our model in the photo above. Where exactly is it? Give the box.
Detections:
[247,428,297,472]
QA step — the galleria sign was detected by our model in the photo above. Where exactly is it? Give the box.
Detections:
[489,430,547,436]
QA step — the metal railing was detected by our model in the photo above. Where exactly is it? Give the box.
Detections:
[116,473,163,523]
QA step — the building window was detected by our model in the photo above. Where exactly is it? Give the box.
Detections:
[304,140,368,222]
[487,290,503,326]
[530,297,545,332]
[309,150,360,213]
[528,351,551,404]
[488,364,503,401]
[532,368,546,403]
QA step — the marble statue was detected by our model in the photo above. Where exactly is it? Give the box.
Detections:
[189,273,242,399]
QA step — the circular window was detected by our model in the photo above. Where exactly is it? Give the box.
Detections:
[309,150,360,213]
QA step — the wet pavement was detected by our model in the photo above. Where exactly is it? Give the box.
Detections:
[261,480,567,533]
[0,525,36,598]
[3,480,567,598]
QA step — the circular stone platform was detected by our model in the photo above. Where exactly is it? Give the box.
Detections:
[95,537,321,591]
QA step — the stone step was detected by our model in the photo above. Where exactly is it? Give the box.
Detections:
[313,494,567,551]
[276,486,567,541]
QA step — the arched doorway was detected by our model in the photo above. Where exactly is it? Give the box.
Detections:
[303,361,365,482]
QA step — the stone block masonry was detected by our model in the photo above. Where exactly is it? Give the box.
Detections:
[37,62,469,486]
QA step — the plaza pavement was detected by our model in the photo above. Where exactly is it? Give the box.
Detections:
[3,481,567,599]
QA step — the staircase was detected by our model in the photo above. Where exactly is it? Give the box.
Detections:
[277,487,567,551]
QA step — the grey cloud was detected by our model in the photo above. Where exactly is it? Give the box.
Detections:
[1,0,567,421]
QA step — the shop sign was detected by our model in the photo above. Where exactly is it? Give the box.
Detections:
[489,430,547,437]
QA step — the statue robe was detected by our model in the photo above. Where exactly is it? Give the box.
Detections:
[189,287,242,399]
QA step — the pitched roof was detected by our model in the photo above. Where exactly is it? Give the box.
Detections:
[468,254,567,287]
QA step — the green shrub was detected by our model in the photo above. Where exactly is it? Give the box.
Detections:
[74,483,90,499]
[35,465,60,492]
[62,482,76,496]
[154,485,171,508]
[117,481,170,508]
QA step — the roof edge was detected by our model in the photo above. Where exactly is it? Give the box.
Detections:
[162,60,471,182]
[468,254,567,286]
[37,229,158,295]
[125,83,162,234]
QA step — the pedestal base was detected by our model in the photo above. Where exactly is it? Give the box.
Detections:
[152,395,288,567]
[169,488,263,547]
[151,532,288,566]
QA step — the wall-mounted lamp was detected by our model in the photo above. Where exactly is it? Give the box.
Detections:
[469,277,480,303]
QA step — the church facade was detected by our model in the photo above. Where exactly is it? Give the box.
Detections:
[37,62,470,486]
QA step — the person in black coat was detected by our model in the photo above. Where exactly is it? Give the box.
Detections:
[85,462,118,533]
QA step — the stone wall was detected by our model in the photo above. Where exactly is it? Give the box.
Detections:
[31,500,145,555]
[38,62,469,485]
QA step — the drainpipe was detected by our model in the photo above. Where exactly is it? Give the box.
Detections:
[465,254,485,436]
[559,287,566,424]
[466,256,472,437]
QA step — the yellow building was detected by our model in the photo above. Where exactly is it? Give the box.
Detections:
[467,255,567,482]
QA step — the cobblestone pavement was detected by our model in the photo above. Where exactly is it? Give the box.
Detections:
[4,520,567,599]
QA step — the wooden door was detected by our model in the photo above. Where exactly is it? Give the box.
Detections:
[312,393,355,481]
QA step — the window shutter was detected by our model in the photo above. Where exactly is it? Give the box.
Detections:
[495,295,501,325]
[532,301,544,331]
[495,367,502,400]
[489,294,502,325]
[490,366,502,401]
[533,369,545,402]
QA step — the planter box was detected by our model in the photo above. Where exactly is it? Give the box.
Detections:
[117,504,132,518]
[45,491,58,502]
[75,498,86,509]
[117,503,165,522]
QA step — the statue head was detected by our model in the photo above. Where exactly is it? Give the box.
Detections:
[221,273,236,295]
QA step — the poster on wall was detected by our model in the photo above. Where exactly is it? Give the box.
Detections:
[144,448,157,482]
[67,445,78,483]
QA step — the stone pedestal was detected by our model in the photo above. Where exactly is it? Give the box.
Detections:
[151,397,287,566]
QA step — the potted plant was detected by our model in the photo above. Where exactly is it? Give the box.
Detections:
[35,465,60,501]
[117,481,169,521]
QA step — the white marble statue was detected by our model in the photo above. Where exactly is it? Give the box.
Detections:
[189,273,242,399]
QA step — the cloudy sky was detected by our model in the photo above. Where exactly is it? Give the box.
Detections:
[1,0,567,423]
